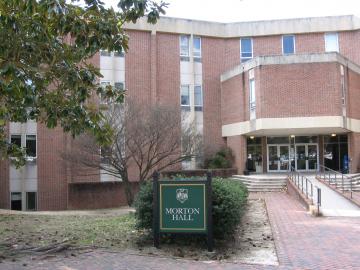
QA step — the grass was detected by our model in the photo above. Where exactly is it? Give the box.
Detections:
[0,213,140,258]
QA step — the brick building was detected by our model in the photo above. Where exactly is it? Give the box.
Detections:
[1,15,360,210]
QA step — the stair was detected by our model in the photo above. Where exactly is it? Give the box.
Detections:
[231,174,288,192]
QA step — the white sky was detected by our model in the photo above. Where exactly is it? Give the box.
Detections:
[105,0,360,22]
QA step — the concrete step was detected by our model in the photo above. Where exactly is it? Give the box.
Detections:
[231,174,287,192]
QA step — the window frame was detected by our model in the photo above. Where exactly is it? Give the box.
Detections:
[324,32,339,52]
[282,35,296,55]
[193,36,202,59]
[180,35,190,57]
[194,85,203,111]
[240,38,253,63]
[25,134,37,159]
[249,78,256,111]
[180,84,191,108]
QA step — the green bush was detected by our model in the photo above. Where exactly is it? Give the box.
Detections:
[205,147,234,169]
[134,178,248,239]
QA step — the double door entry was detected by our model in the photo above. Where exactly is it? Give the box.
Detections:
[267,144,318,172]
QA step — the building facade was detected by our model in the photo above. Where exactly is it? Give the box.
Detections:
[1,15,360,210]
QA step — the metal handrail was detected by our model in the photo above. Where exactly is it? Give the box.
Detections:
[316,164,353,198]
[287,167,315,204]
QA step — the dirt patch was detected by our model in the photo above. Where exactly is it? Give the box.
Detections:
[134,198,278,265]
[0,199,277,265]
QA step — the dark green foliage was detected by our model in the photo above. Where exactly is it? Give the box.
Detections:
[0,0,167,165]
[134,178,248,239]
[133,180,153,229]
[205,147,234,169]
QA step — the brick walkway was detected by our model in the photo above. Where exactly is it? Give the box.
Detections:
[2,193,360,270]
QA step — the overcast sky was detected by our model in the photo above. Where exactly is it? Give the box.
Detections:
[105,0,360,22]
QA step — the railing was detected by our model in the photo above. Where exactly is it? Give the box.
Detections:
[288,169,314,204]
[316,164,356,199]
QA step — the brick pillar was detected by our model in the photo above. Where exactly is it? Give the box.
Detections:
[262,136,267,173]
[318,135,324,171]
[349,132,360,173]
[227,135,246,174]
[0,124,10,209]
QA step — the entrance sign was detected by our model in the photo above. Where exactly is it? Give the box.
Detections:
[153,172,213,251]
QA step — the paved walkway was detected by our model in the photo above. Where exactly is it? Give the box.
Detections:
[306,176,360,217]
[2,193,360,270]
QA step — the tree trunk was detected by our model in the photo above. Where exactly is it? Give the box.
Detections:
[121,171,134,206]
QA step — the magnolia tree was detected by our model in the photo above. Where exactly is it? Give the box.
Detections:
[0,0,167,166]
[66,100,203,205]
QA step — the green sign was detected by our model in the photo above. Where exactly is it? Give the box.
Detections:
[159,183,206,233]
[152,172,213,251]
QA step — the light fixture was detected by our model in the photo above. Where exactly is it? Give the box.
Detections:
[331,133,337,137]
[290,135,295,138]
[250,136,255,139]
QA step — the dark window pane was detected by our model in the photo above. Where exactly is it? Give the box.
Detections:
[26,192,37,211]
[295,136,318,143]
[26,135,36,157]
[267,136,290,144]
[11,135,21,147]
[241,38,252,53]
[247,137,262,145]
[324,135,339,144]
[11,192,22,211]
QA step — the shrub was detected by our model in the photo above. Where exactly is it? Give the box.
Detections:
[205,147,234,169]
[134,178,248,239]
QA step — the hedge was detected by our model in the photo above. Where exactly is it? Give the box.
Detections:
[134,177,248,239]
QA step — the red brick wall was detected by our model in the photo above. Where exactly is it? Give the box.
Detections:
[226,135,246,174]
[68,182,139,209]
[156,33,180,106]
[224,38,240,70]
[296,33,324,54]
[125,30,152,104]
[202,37,226,156]
[221,74,245,125]
[347,69,360,119]
[37,125,68,210]
[349,133,360,173]
[258,62,342,118]
[340,30,360,66]
[253,35,282,56]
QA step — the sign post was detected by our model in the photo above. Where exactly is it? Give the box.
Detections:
[153,171,213,251]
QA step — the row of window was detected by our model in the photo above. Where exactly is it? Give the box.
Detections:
[240,33,340,62]
[11,192,37,211]
[100,50,124,57]
[10,134,37,158]
[180,85,203,111]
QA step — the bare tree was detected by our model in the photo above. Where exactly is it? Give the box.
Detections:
[66,100,202,205]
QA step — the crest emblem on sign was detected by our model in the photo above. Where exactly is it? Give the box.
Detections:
[176,189,189,203]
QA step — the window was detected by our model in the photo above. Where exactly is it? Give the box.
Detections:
[325,33,339,52]
[100,50,111,57]
[11,192,22,211]
[240,38,253,62]
[114,51,124,57]
[180,35,190,58]
[11,134,21,148]
[26,135,36,158]
[282,35,295,54]
[193,36,201,60]
[249,79,256,110]
[26,192,37,211]
[100,81,110,104]
[194,85,203,111]
[249,78,256,119]
[114,82,124,91]
[180,85,190,109]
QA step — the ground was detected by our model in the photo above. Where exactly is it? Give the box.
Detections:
[1,192,360,269]
[0,200,276,265]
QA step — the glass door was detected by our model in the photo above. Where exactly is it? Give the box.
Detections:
[307,144,318,171]
[296,145,306,171]
[267,145,290,172]
[279,145,290,171]
[268,145,279,171]
[295,144,318,171]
